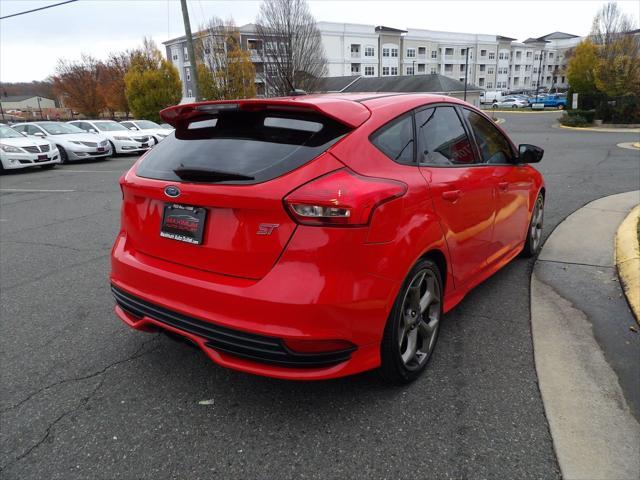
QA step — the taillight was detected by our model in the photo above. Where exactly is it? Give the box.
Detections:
[284,168,407,226]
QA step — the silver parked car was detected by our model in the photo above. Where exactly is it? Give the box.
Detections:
[12,122,111,163]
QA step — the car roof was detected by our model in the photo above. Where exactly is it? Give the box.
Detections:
[162,93,469,129]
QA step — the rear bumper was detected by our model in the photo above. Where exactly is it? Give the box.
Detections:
[110,232,398,380]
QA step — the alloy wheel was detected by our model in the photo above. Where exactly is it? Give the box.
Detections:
[530,196,544,252]
[397,269,441,370]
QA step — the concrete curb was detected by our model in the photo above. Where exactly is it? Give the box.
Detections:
[531,191,640,480]
[617,142,640,151]
[557,124,640,133]
[615,205,640,324]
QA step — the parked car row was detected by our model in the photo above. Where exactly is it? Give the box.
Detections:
[481,91,567,110]
[0,120,173,171]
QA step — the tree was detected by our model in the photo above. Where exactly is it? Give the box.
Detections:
[566,40,598,94]
[124,38,182,122]
[196,17,257,100]
[591,2,640,96]
[53,55,105,117]
[255,0,327,96]
[98,52,131,117]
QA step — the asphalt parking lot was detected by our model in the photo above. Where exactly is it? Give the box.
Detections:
[1,112,639,479]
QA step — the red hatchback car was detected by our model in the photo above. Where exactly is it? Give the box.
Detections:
[110,93,545,384]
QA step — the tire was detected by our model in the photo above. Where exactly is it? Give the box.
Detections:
[109,141,118,157]
[512,104,518,109]
[58,146,68,164]
[380,258,443,384]
[521,193,544,257]
[557,104,564,110]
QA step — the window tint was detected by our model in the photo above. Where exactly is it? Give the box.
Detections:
[136,110,350,184]
[416,107,475,165]
[370,114,414,165]
[463,109,513,164]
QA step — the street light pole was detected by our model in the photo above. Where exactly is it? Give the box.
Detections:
[536,48,544,97]
[463,47,470,101]
[180,0,200,101]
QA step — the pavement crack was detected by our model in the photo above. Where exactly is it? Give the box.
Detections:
[0,239,90,253]
[1,335,159,415]
[0,335,160,473]
[536,259,615,269]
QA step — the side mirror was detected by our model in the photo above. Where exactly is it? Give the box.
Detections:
[129,126,138,131]
[89,128,97,133]
[518,144,544,163]
[33,131,46,137]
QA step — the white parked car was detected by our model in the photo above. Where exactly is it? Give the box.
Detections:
[0,124,60,171]
[67,120,152,156]
[119,120,173,144]
[492,97,529,109]
[12,121,111,163]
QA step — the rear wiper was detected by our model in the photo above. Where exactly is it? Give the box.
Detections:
[173,167,254,182]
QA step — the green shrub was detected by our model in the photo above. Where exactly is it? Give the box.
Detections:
[559,113,590,127]
[566,109,596,123]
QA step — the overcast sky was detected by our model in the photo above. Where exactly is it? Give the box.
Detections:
[1,0,638,82]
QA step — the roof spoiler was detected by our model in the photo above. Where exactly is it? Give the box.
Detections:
[160,98,371,130]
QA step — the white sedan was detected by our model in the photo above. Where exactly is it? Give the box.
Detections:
[492,97,529,109]
[0,124,60,171]
[12,121,111,163]
[120,120,173,144]
[67,120,152,156]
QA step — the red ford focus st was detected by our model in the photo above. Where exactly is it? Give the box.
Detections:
[110,93,545,383]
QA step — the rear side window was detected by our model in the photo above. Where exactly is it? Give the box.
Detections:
[463,109,514,164]
[136,110,350,184]
[370,114,415,165]
[416,107,476,165]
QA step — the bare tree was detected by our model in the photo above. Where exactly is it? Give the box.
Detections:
[255,0,327,96]
[53,55,105,117]
[591,1,636,51]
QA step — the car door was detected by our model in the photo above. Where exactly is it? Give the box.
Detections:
[416,105,497,289]
[462,108,532,263]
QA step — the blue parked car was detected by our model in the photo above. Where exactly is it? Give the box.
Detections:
[530,94,567,109]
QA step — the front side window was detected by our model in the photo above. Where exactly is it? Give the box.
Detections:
[416,107,475,165]
[370,114,414,165]
[463,109,513,164]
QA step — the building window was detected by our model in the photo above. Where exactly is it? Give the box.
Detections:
[526,51,532,58]
[364,66,375,76]
[431,50,437,59]
[488,67,494,74]
[548,52,554,59]
[391,67,398,75]
[183,46,189,61]
[418,63,425,73]
[406,48,416,58]
[460,64,466,73]
[171,49,179,61]
[479,77,485,86]
[365,46,375,57]
[418,46,426,56]
[351,63,360,74]
[185,67,191,81]
[430,66,437,74]
[382,48,390,57]
[488,52,495,60]
[350,44,360,57]
[479,64,486,72]
[487,82,493,88]
[187,89,193,97]
[445,47,454,56]
[391,48,398,57]
[481,49,487,57]
[525,65,531,71]
[444,64,453,73]
[406,66,414,75]
[498,52,505,60]
[534,54,539,61]
[382,66,389,75]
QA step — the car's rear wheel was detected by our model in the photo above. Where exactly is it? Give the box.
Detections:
[522,193,544,257]
[380,259,443,384]
[109,141,118,157]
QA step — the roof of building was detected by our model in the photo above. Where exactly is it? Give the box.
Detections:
[375,25,407,34]
[497,35,517,41]
[538,31,580,40]
[0,94,52,103]
[316,74,481,94]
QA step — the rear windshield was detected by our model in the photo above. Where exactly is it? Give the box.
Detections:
[135,110,351,184]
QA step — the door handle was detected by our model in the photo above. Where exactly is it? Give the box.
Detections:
[498,181,509,191]
[442,190,461,202]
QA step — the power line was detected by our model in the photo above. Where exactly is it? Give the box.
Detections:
[0,0,79,20]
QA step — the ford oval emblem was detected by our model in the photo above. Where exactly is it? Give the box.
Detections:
[164,185,180,198]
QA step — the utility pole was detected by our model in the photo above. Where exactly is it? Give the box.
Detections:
[536,49,544,97]
[463,47,470,101]
[180,0,200,101]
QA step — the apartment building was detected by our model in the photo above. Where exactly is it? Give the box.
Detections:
[164,21,582,100]
[319,22,582,92]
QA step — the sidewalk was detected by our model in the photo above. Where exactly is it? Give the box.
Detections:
[531,191,640,480]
